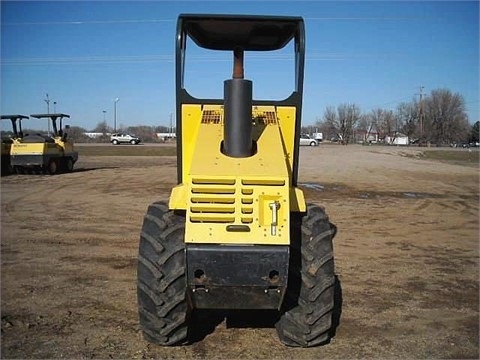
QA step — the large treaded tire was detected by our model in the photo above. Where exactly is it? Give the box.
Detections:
[137,201,190,345]
[276,204,336,347]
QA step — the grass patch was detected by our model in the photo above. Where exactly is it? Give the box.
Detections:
[76,145,177,156]
[421,149,479,166]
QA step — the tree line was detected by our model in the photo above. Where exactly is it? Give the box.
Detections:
[56,123,173,143]
[311,88,478,146]
[2,87,477,146]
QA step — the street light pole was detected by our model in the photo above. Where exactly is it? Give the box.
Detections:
[44,93,51,135]
[114,98,119,133]
[44,93,50,114]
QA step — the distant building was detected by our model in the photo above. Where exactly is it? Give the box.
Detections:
[354,130,379,144]
[156,133,176,141]
[84,132,110,138]
[385,132,409,145]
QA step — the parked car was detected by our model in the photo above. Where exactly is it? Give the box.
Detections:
[110,133,141,145]
[299,134,319,146]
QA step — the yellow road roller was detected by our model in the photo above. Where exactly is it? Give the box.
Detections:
[137,14,338,347]
[10,113,78,174]
[1,114,28,175]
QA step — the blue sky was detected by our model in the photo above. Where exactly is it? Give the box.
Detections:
[1,1,478,131]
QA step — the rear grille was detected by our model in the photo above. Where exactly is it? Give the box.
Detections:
[252,110,277,125]
[201,109,277,125]
[189,177,285,225]
[201,110,222,124]
[190,178,236,223]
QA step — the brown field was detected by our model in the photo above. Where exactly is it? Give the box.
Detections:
[1,144,479,359]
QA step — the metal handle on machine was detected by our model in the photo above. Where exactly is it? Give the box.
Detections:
[269,201,280,236]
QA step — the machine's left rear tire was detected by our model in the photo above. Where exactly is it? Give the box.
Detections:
[47,159,58,175]
[137,201,191,346]
[276,204,336,347]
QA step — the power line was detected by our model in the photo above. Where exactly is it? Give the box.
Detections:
[2,16,424,26]
[1,52,407,66]
[3,19,175,26]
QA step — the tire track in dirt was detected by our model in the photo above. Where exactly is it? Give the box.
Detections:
[3,177,70,220]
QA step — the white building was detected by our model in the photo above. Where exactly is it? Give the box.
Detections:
[385,132,409,145]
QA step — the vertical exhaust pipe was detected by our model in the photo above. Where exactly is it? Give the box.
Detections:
[223,47,253,158]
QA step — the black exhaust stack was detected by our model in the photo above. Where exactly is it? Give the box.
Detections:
[223,48,253,158]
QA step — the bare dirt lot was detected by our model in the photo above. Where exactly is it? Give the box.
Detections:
[1,144,478,359]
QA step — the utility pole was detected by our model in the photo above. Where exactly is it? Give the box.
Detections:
[169,112,173,136]
[418,86,425,138]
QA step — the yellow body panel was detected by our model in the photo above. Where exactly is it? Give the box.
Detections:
[276,106,297,182]
[180,104,203,184]
[11,142,57,155]
[55,138,76,154]
[170,104,306,245]
[10,138,75,156]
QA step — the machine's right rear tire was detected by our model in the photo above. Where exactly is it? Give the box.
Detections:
[65,157,74,172]
[137,201,191,346]
[276,204,336,347]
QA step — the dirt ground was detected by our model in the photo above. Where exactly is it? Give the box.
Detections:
[1,144,478,359]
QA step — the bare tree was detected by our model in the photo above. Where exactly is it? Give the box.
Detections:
[126,125,157,142]
[424,89,469,145]
[323,104,361,144]
[66,126,91,142]
[367,108,396,142]
[321,106,339,140]
[92,120,111,134]
[396,101,418,139]
[470,121,479,143]
[314,116,335,141]
[355,114,371,143]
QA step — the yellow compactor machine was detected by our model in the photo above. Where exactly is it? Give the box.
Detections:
[1,114,28,175]
[137,14,338,347]
[10,113,78,174]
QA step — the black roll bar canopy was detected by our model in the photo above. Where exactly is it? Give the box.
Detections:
[176,14,305,97]
[30,113,70,136]
[180,14,303,51]
[1,115,29,138]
